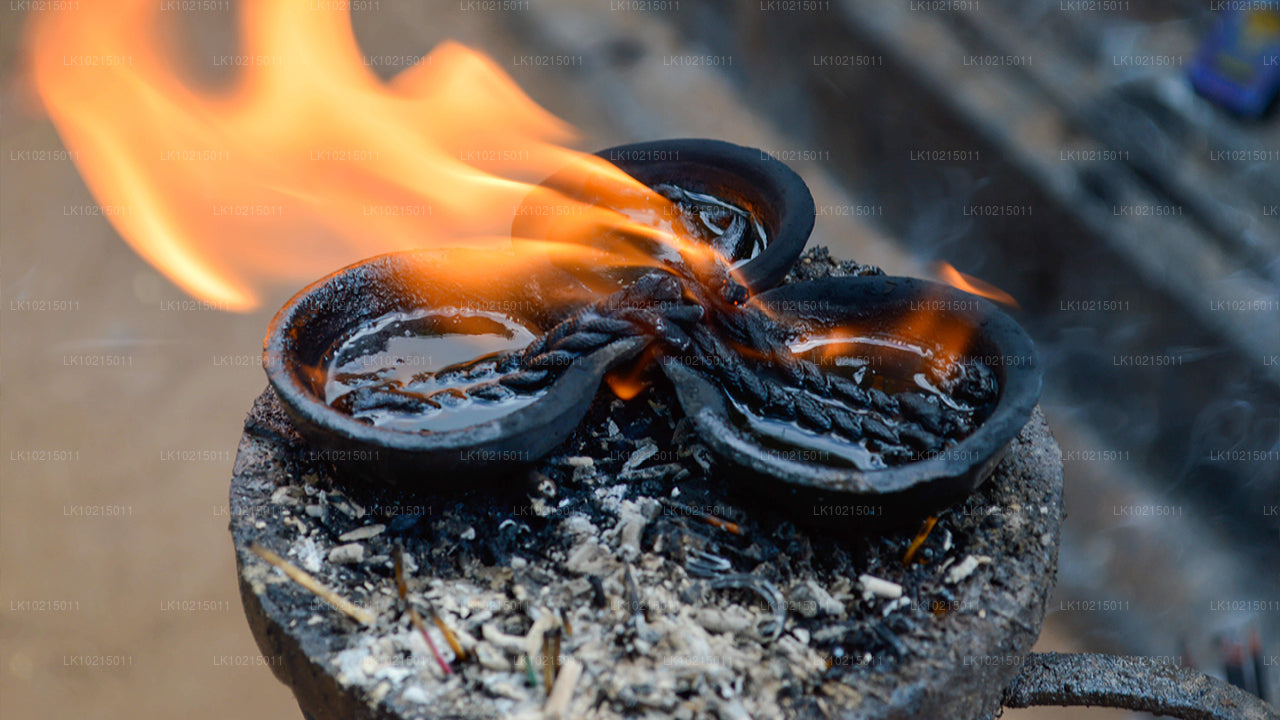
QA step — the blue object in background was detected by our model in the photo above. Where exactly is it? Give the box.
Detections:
[1189,8,1280,118]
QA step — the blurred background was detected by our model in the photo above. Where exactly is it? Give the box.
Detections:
[1,1,1276,718]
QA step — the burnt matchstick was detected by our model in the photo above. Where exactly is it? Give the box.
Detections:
[432,614,467,662]
[393,546,453,676]
[660,497,745,535]
[249,542,375,626]
[1219,634,1246,691]
[541,631,554,694]
[551,626,563,680]
[523,654,538,688]
[902,515,938,565]
[391,543,467,661]
[1250,628,1268,702]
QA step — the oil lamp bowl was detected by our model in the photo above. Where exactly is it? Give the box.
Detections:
[662,275,1043,528]
[262,248,646,488]
[515,138,814,292]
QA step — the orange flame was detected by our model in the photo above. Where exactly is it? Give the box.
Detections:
[883,264,1016,381]
[935,263,1020,309]
[791,266,1013,389]
[604,345,662,401]
[23,1,711,311]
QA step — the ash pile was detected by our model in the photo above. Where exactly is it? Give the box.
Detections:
[231,248,1064,720]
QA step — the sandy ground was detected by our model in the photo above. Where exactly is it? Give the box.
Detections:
[0,4,1148,719]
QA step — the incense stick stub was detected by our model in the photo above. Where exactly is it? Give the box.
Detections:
[249,542,376,626]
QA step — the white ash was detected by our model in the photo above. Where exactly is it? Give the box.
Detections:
[562,540,618,576]
[291,535,324,574]
[790,580,846,619]
[622,440,662,472]
[243,333,1050,719]
[604,499,656,562]
[858,574,903,601]
[271,485,303,507]
[328,543,364,565]
[270,492,843,719]
[339,524,386,542]
[882,597,912,617]
[944,555,992,584]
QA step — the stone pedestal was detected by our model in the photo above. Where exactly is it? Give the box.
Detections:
[231,388,1063,720]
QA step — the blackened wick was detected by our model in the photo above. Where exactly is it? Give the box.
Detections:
[334,247,997,469]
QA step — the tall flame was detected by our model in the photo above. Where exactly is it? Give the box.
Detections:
[24,1,692,311]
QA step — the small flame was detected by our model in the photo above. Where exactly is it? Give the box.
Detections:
[793,265,1010,385]
[889,263,1017,380]
[896,300,977,378]
[935,263,1020,309]
[604,346,661,401]
[23,1,712,311]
